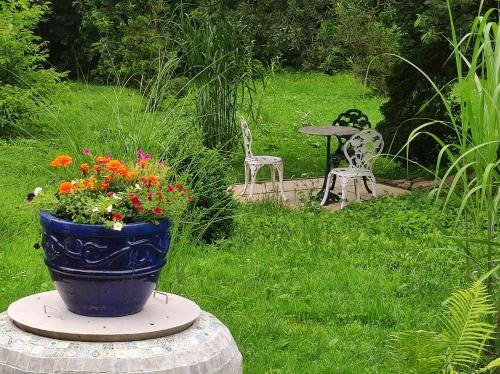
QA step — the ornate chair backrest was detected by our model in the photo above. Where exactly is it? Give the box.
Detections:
[240,117,253,158]
[332,109,371,130]
[332,109,372,153]
[343,129,384,170]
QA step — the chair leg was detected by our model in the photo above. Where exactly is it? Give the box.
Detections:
[240,163,249,196]
[270,165,276,192]
[249,164,260,199]
[276,163,287,201]
[321,173,334,206]
[340,177,349,209]
[369,175,377,198]
[354,179,360,201]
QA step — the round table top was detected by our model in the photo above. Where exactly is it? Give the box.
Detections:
[299,126,360,137]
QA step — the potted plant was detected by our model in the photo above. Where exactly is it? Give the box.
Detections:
[29,150,191,317]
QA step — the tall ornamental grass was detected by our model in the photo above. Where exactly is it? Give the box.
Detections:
[177,15,260,153]
[403,1,499,329]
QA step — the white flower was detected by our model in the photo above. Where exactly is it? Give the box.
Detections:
[34,187,42,196]
[106,204,113,213]
[112,221,123,231]
[92,207,99,213]
[71,180,76,185]
[134,183,142,190]
[111,193,122,200]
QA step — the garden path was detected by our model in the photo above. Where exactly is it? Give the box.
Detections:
[231,177,409,212]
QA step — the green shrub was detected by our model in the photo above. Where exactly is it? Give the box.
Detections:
[0,0,64,137]
[75,0,175,88]
[39,1,400,92]
[377,0,496,165]
[174,148,236,243]
[307,0,399,92]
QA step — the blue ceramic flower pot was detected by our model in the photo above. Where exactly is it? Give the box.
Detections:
[40,212,171,317]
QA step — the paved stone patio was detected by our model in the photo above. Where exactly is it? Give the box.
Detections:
[231,177,409,212]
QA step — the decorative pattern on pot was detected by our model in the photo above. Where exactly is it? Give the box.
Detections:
[40,211,171,317]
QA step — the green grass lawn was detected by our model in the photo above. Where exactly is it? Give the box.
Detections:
[0,72,461,373]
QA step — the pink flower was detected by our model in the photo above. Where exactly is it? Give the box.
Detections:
[137,149,144,155]
[83,149,90,155]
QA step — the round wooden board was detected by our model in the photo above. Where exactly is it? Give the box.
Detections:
[7,290,201,342]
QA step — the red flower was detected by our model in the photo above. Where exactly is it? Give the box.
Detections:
[154,207,163,216]
[174,183,181,190]
[167,185,174,192]
[157,192,163,200]
[112,213,123,221]
[147,192,153,201]
[188,195,193,202]
[130,195,141,206]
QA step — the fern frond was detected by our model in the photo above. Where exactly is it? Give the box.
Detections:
[389,330,447,374]
[441,281,496,370]
[478,357,500,373]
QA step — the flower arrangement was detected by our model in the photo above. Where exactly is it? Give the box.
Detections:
[30,150,191,230]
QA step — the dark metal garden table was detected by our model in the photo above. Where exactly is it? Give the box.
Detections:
[299,125,360,203]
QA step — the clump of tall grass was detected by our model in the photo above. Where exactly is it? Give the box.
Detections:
[399,0,499,335]
[177,14,262,153]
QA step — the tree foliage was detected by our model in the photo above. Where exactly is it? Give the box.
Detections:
[72,0,177,87]
[0,0,64,137]
[377,0,498,165]
[37,0,400,92]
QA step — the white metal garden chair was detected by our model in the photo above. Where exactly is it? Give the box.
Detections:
[240,117,287,200]
[321,129,384,208]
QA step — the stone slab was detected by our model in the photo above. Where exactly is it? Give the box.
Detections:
[233,177,409,211]
[8,291,200,343]
[0,311,242,373]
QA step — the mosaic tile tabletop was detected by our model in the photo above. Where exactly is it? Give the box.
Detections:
[0,311,242,373]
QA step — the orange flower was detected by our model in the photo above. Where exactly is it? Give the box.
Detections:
[59,181,76,194]
[145,174,159,186]
[137,159,149,168]
[83,176,95,190]
[50,155,72,168]
[93,164,102,173]
[117,165,129,176]
[105,160,125,173]
[96,156,110,164]
[100,177,111,190]
[80,163,89,175]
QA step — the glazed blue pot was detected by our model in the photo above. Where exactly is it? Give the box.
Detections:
[40,212,171,317]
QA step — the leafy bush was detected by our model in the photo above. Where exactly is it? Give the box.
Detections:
[174,148,237,243]
[0,0,64,137]
[74,0,175,87]
[39,1,400,92]
[35,1,90,78]
[307,0,399,92]
[377,0,497,165]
